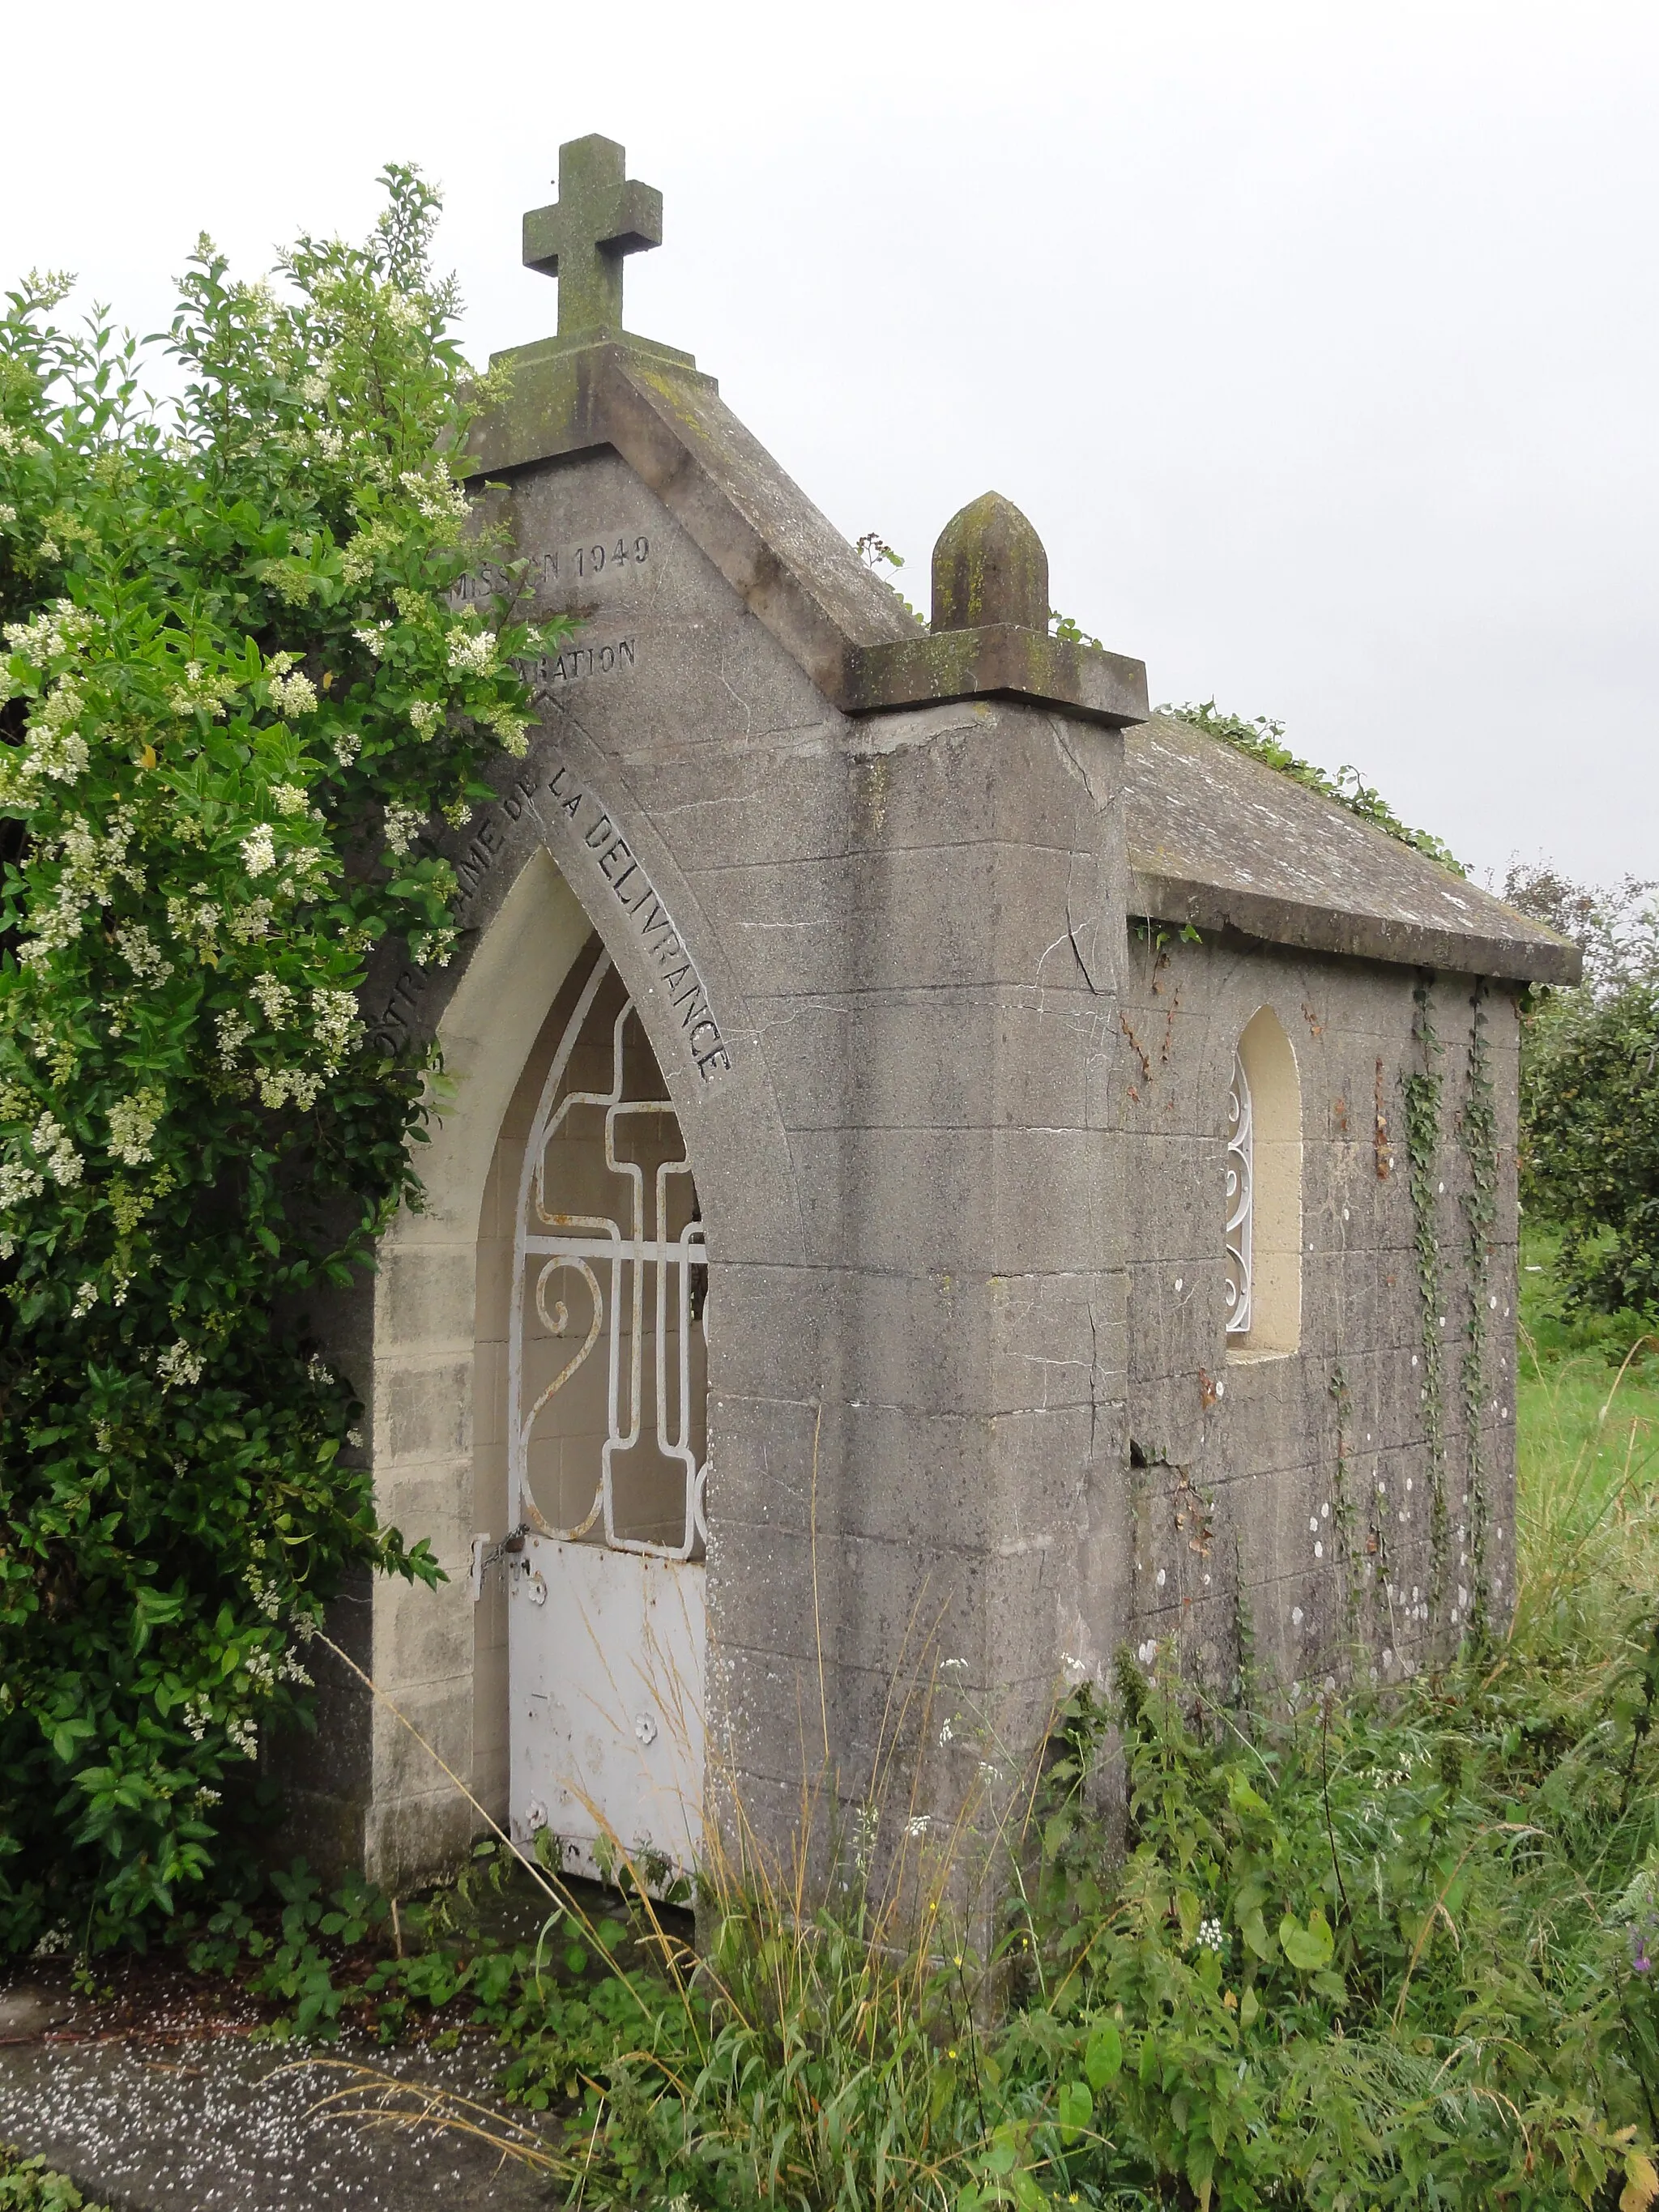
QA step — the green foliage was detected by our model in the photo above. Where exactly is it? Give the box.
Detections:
[180,1843,557,2046]
[1166,701,1465,876]
[1404,982,1450,1617]
[484,1605,1659,2210]
[1508,863,1659,1323]
[1457,987,1498,1632]
[0,2149,107,2212]
[0,170,563,1951]
[1523,977,1659,1319]
[1050,610,1104,648]
[856,530,924,625]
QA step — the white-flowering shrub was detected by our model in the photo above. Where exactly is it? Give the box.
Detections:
[0,168,571,1951]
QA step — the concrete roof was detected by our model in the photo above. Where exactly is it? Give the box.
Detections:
[468,339,1578,989]
[1124,711,1580,986]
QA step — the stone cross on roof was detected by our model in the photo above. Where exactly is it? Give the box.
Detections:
[522,134,663,343]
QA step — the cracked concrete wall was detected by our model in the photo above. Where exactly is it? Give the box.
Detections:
[1116,931,1521,1703]
[302,444,1136,1885]
[289,432,1525,1893]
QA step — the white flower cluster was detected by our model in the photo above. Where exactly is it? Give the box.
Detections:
[0,424,45,458]
[271,783,309,816]
[409,926,457,970]
[313,987,361,1068]
[255,1067,323,1110]
[3,599,96,670]
[332,731,362,768]
[399,462,468,522]
[408,699,442,737]
[246,1568,283,1621]
[181,1694,210,1742]
[0,1161,44,1242]
[480,702,531,758]
[245,1647,275,1690]
[241,825,277,877]
[215,1011,253,1067]
[339,518,399,589]
[228,897,273,944]
[31,1111,83,1188]
[168,660,238,720]
[168,892,222,957]
[225,1714,258,1759]
[1196,1916,1226,1954]
[265,653,318,718]
[0,506,17,531]
[28,676,92,776]
[279,1648,313,1688]
[250,973,293,1027]
[72,1278,98,1318]
[23,812,141,966]
[446,628,497,676]
[380,288,427,335]
[158,1339,204,1388]
[353,621,391,658]
[108,1088,163,1168]
[117,922,172,982]
[382,803,421,855]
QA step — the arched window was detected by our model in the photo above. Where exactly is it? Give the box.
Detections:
[1224,1006,1302,1355]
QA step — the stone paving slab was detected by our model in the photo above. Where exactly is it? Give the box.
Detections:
[0,2030,561,2210]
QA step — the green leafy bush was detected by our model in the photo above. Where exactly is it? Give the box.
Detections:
[1523,978,1659,1316]
[0,170,560,1952]
[1510,865,1659,1319]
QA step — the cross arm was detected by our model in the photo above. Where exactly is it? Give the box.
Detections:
[522,180,663,277]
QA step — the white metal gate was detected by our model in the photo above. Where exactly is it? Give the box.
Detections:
[506,950,708,1886]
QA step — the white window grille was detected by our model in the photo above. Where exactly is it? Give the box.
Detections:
[1225,1046,1253,1336]
[509,951,708,1562]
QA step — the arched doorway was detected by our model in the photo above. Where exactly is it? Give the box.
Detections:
[507,946,708,1884]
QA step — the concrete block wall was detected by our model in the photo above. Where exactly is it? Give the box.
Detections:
[1117,930,1521,1697]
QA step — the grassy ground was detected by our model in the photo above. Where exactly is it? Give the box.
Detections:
[1518,1223,1659,1505]
[1513,1223,1659,1678]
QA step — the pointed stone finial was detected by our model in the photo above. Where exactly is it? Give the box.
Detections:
[930,492,1050,634]
[522,134,663,342]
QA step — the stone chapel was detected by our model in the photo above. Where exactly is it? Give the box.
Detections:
[294,136,1580,1888]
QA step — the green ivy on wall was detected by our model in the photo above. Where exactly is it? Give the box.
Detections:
[1456,984,1498,1638]
[1403,981,1451,1626]
[1327,1363,1362,1648]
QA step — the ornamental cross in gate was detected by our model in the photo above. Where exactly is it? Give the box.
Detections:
[522,134,663,341]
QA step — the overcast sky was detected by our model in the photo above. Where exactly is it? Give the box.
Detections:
[3,0,1654,888]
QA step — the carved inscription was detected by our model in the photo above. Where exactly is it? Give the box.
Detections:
[531,637,636,687]
[373,760,731,1083]
[547,762,731,1080]
[453,533,650,603]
